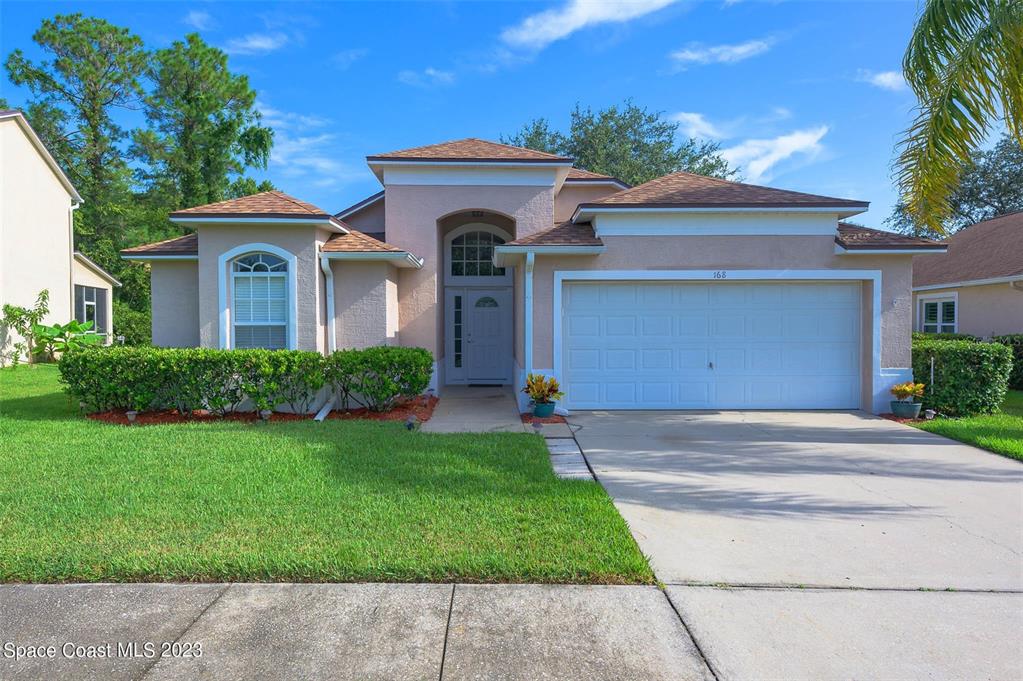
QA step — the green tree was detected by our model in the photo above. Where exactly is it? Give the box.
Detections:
[888,133,1023,237]
[5,14,147,248]
[895,0,1023,234]
[503,100,735,186]
[132,34,273,208]
[228,177,277,199]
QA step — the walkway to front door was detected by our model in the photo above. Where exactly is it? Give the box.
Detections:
[444,288,513,385]
[422,386,524,433]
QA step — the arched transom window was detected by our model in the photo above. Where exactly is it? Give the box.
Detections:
[232,253,288,349]
[450,231,506,277]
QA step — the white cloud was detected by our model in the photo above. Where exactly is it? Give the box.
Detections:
[501,0,678,51]
[721,126,829,182]
[670,38,772,68]
[332,48,368,70]
[856,69,907,92]
[183,10,214,31]
[397,67,455,88]
[256,102,328,130]
[671,112,725,140]
[224,32,289,55]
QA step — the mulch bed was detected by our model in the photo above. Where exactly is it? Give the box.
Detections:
[520,412,567,425]
[880,413,926,425]
[87,395,440,426]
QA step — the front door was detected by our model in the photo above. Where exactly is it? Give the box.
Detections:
[446,288,512,384]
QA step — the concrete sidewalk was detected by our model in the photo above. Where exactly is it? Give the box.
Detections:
[0,583,712,681]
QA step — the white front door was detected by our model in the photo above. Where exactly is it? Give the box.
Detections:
[561,281,862,409]
[445,288,512,384]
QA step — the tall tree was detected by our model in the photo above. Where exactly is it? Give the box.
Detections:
[895,0,1023,234]
[503,100,735,186]
[887,133,1023,237]
[132,34,273,208]
[5,14,147,248]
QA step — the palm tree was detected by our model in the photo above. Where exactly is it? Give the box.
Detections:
[896,0,1023,234]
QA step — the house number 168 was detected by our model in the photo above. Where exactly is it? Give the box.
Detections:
[712,270,727,279]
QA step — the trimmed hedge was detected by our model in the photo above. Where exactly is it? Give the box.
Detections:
[59,346,432,415]
[911,331,980,342]
[911,339,1012,416]
[992,335,1023,390]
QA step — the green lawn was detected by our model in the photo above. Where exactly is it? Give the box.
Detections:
[914,390,1023,461]
[0,365,652,584]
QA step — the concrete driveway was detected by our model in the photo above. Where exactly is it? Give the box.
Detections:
[571,410,1023,679]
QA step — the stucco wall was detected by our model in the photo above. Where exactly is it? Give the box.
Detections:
[0,118,74,357]
[384,184,555,358]
[150,260,200,347]
[554,183,622,222]
[196,224,327,351]
[72,258,114,342]
[332,260,399,348]
[529,235,914,371]
[341,196,385,237]
[914,284,1023,337]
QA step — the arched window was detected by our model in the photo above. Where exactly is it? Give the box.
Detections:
[232,253,288,349]
[450,231,506,277]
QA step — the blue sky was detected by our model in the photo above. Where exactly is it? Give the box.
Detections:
[2,1,924,225]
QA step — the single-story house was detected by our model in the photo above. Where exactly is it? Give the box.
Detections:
[0,110,120,361]
[122,138,945,413]
[913,211,1023,337]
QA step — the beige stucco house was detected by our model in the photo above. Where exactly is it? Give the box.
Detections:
[123,138,945,413]
[913,212,1023,338]
[0,110,119,361]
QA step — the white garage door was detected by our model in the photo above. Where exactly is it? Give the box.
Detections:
[562,281,862,409]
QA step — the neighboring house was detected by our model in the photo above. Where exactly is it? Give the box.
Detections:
[122,138,945,413]
[0,110,119,360]
[913,212,1023,337]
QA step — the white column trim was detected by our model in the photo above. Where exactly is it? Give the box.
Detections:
[217,243,299,350]
[552,269,885,412]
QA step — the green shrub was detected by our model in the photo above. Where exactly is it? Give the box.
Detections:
[912,339,1013,416]
[58,346,432,415]
[911,331,980,342]
[992,334,1023,390]
[112,301,151,346]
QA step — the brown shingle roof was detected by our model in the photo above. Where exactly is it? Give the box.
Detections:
[836,223,946,251]
[566,167,630,187]
[368,138,571,163]
[171,191,331,219]
[581,171,868,209]
[505,222,602,247]
[322,227,405,253]
[121,233,198,256]
[913,212,1023,287]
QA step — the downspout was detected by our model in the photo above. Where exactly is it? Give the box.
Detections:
[524,251,535,378]
[69,202,80,324]
[320,254,336,353]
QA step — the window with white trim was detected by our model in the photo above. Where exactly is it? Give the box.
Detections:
[232,253,288,349]
[921,298,956,334]
[450,231,506,277]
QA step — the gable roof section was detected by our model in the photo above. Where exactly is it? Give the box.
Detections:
[505,221,603,247]
[835,223,946,252]
[120,233,198,258]
[913,211,1023,288]
[0,110,82,203]
[576,171,868,215]
[171,190,330,219]
[565,167,630,189]
[367,138,572,163]
[322,228,404,253]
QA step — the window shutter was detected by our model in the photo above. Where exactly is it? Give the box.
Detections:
[74,285,85,323]
[95,289,108,334]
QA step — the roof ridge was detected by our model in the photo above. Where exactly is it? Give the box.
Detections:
[269,190,322,214]
[126,232,196,248]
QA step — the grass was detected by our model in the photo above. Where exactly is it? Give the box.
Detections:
[913,390,1023,461]
[0,365,652,584]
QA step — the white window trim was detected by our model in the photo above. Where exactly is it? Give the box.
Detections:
[916,291,958,333]
[550,269,889,412]
[443,223,514,287]
[218,243,298,350]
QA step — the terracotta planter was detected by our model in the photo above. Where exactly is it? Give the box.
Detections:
[890,401,922,419]
[532,402,556,418]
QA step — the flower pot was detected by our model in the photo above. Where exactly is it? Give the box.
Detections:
[890,401,922,419]
[532,401,556,418]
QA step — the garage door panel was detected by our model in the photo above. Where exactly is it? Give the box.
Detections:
[562,281,861,410]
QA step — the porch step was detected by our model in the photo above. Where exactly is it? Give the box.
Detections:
[545,438,594,481]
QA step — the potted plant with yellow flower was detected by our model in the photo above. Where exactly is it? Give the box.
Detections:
[890,381,925,418]
[522,373,565,418]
